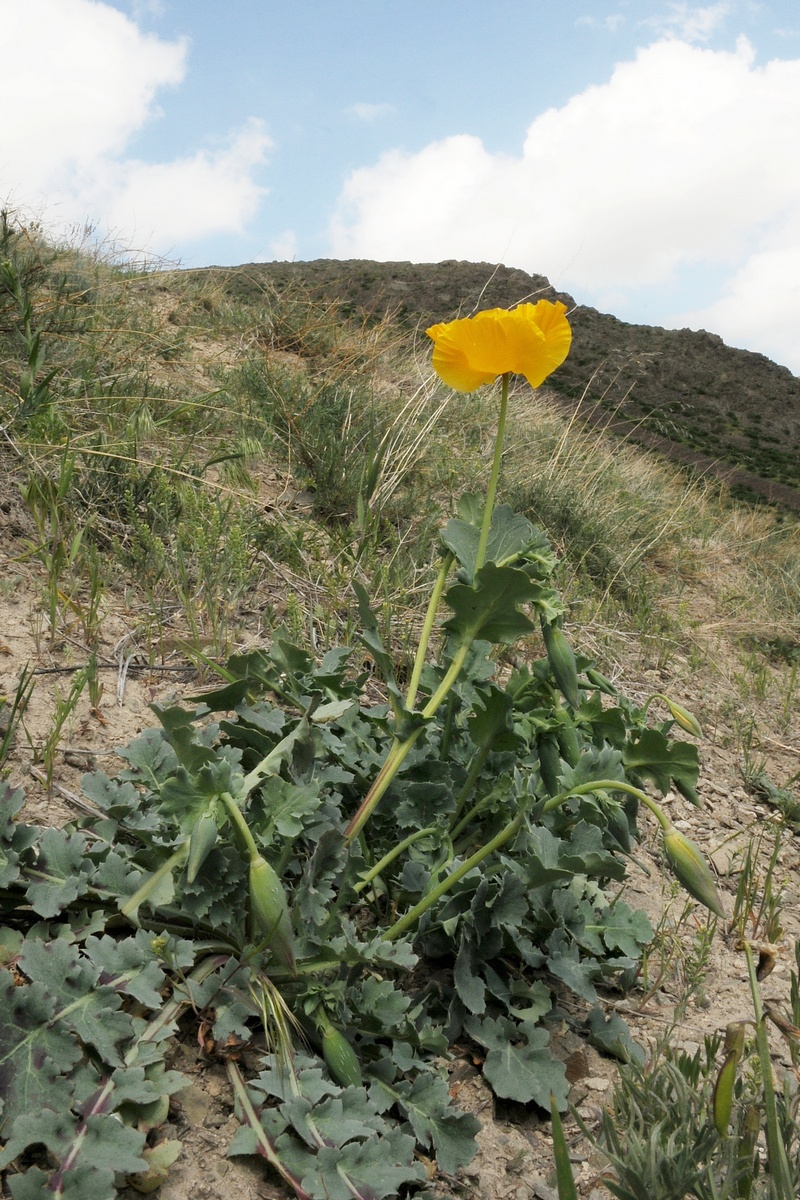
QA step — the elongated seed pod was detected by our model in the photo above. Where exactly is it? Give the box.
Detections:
[555,720,580,768]
[537,734,562,798]
[186,814,218,884]
[584,667,617,696]
[713,1022,746,1136]
[320,1021,362,1087]
[542,622,580,709]
[248,853,296,972]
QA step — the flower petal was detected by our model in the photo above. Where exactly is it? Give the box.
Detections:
[426,301,572,392]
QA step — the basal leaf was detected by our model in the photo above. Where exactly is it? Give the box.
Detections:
[586,1007,645,1064]
[282,1089,387,1150]
[0,1109,146,1176]
[388,1073,480,1174]
[19,938,132,1066]
[297,1131,425,1200]
[545,934,598,1003]
[25,828,93,918]
[0,971,79,1136]
[597,901,654,959]
[465,1014,569,1108]
[82,931,167,1009]
[454,936,486,1014]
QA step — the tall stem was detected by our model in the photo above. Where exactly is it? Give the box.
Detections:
[346,373,509,845]
[405,552,454,710]
[744,941,794,1198]
[475,372,509,572]
[384,803,527,942]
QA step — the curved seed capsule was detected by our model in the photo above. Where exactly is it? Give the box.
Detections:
[713,1022,746,1136]
[542,622,580,709]
[537,733,562,798]
[554,718,580,768]
[584,667,617,696]
[248,853,296,972]
[663,825,724,917]
[320,1020,362,1087]
[186,814,219,883]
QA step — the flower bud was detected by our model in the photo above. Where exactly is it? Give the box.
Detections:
[662,697,703,738]
[320,1020,362,1088]
[186,814,218,883]
[248,853,296,972]
[663,825,724,917]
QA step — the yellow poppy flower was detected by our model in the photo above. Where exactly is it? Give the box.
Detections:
[426,300,572,393]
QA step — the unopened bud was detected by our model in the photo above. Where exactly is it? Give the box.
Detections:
[248,854,296,972]
[662,696,703,738]
[663,825,724,917]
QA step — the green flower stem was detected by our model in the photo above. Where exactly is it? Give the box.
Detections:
[449,745,494,832]
[475,372,510,572]
[344,632,477,843]
[449,796,490,843]
[353,825,438,894]
[219,790,259,861]
[343,733,421,842]
[743,940,794,1197]
[384,803,527,942]
[346,375,510,845]
[541,779,668,827]
[405,551,455,711]
[227,1060,312,1200]
[119,843,188,920]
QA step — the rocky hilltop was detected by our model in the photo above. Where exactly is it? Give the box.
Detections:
[204,258,800,509]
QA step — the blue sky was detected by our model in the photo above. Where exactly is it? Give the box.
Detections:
[2,0,800,373]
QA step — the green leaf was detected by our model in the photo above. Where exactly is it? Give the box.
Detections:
[545,935,598,1003]
[454,936,486,1014]
[0,970,79,1137]
[467,685,522,753]
[282,1089,387,1149]
[386,1073,480,1174]
[25,828,93,918]
[443,563,538,645]
[296,1130,425,1200]
[597,901,653,959]
[81,931,168,1009]
[465,1015,569,1108]
[442,505,553,580]
[623,728,699,798]
[586,1007,645,1064]
[0,1109,146,1176]
[19,938,132,1065]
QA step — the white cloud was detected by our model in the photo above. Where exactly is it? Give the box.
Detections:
[648,2,731,43]
[676,224,800,371]
[346,102,396,122]
[0,0,269,254]
[330,36,800,372]
[267,230,299,260]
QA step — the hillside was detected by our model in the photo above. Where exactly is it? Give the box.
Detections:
[201,258,800,508]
